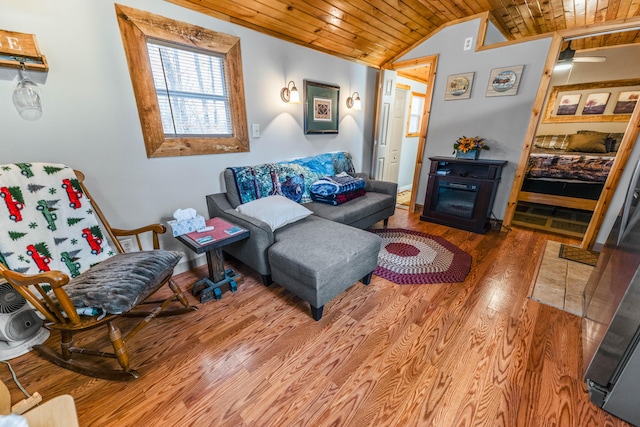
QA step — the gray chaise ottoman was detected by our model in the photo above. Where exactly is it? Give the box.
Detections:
[267,216,382,320]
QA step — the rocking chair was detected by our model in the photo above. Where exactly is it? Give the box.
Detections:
[0,162,196,380]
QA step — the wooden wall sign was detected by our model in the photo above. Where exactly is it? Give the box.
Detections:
[0,30,48,71]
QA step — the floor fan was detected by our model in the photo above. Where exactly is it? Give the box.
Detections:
[0,282,49,360]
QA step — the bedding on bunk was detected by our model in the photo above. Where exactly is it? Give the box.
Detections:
[526,152,615,182]
[526,131,621,183]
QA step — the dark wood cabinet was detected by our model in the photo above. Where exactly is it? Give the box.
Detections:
[420,156,507,234]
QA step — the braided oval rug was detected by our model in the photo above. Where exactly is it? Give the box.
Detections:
[369,228,472,284]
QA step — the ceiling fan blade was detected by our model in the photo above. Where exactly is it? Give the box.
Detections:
[573,56,607,63]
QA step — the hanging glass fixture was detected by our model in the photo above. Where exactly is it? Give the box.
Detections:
[12,63,43,121]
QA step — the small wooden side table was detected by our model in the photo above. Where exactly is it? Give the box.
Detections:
[175,217,249,302]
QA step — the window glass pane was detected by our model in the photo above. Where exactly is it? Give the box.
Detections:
[147,41,232,137]
[407,93,425,135]
[411,96,422,113]
[408,115,419,132]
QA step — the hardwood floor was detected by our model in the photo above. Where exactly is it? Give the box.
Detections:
[1,209,632,426]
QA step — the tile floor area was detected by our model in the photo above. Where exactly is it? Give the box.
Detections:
[396,190,411,210]
[530,240,594,316]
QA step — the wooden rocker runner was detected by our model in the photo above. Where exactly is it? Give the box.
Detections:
[0,162,196,380]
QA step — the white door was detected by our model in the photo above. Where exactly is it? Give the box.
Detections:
[374,69,397,181]
[382,87,408,183]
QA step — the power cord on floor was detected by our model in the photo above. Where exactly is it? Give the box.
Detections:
[1,360,42,414]
[1,361,30,399]
[491,211,512,232]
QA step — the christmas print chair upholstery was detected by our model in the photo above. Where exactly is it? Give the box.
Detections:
[0,163,196,380]
[0,163,115,278]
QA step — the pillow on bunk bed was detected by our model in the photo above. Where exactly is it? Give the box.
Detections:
[608,133,625,152]
[577,130,625,153]
[533,134,571,150]
[566,133,607,153]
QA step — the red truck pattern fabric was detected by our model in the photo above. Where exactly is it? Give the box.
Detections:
[0,163,114,277]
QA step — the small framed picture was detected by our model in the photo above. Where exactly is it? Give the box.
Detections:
[556,94,582,115]
[444,72,474,100]
[582,92,610,115]
[614,91,640,114]
[304,80,339,134]
[485,65,524,97]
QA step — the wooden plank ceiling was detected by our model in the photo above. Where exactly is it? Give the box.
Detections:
[168,0,640,68]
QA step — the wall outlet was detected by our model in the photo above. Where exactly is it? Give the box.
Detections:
[464,37,473,51]
[120,238,134,253]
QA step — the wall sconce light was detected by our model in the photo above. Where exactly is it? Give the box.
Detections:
[13,63,43,121]
[346,92,362,110]
[280,81,300,104]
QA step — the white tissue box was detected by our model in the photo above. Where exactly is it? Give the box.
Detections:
[167,215,206,237]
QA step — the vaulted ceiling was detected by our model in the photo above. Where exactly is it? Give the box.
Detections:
[168,0,640,68]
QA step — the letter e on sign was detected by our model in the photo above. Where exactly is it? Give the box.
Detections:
[0,30,41,58]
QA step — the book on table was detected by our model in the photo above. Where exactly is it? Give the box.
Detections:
[183,218,247,247]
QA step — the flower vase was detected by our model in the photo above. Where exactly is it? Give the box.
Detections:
[455,150,479,160]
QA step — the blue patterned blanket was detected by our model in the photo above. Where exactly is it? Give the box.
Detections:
[309,172,365,197]
[228,151,356,204]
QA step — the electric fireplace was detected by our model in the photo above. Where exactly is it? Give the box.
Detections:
[421,157,507,233]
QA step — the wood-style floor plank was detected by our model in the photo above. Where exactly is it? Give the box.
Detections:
[0,209,633,427]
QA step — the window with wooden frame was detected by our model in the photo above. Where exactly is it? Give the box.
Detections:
[115,4,249,158]
[406,92,426,137]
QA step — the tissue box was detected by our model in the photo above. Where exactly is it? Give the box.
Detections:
[167,215,206,237]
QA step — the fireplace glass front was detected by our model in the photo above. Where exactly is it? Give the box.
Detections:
[434,181,479,219]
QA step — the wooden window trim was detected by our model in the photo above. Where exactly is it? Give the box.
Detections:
[115,4,249,157]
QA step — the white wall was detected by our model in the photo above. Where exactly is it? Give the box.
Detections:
[396,76,427,191]
[396,18,552,219]
[1,0,376,272]
[483,20,508,46]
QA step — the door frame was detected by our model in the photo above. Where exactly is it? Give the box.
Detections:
[372,55,438,212]
[502,22,640,249]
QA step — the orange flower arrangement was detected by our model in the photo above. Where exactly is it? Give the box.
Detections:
[453,136,489,154]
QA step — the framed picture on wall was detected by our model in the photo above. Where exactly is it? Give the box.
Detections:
[543,78,640,123]
[582,92,610,115]
[444,72,474,100]
[304,80,339,134]
[556,94,581,115]
[485,65,524,97]
[614,91,640,114]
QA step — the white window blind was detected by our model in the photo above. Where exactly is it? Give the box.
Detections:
[147,41,232,137]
